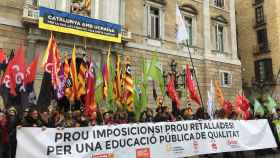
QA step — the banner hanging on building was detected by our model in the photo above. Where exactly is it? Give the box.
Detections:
[16,119,277,158]
[39,7,122,43]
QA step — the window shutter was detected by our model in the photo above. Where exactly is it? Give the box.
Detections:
[101,0,120,24]
[143,4,149,36]
[265,59,273,82]
[215,24,218,50]
[147,5,151,37]
[220,72,224,85]
[160,8,164,40]
[254,61,260,82]
[229,73,232,85]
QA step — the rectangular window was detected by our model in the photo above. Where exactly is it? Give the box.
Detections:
[256,29,269,53]
[257,29,267,44]
[149,7,161,39]
[100,0,122,24]
[255,59,273,82]
[215,24,224,52]
[214,0,224,8]
[255,6,264,24]
[185,16,193,46]
[220,71,232,87]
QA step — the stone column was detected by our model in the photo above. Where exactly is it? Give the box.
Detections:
[24,0,33,6]
[26,38,36,64]
[100,49,107,66]
[230,0,238,59]
[203,0,211,56]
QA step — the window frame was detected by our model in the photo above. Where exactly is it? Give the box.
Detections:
[255,5,264,24]
[150,6,161,39]
[215,23,225,53]
[256,28,269,53]
[219,70,232,87]
[213,0,225,8]
[254,58,273,83]
[145,1,165,40]
[182,12,197,47]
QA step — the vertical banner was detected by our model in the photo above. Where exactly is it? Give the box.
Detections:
[16,119,277,158]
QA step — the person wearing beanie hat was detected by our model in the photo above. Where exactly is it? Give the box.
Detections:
[7,106,19,158]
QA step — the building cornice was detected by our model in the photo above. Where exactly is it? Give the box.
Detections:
[0,17,23,28]
[126,42,241,66]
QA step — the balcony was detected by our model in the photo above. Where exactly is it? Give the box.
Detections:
[22,4,39,24]
[251,77,276,86]
[211,50,232,58]
[253,42,270,55]
[121,28,133,42]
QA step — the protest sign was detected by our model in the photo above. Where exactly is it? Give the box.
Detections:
[16,119,277,158]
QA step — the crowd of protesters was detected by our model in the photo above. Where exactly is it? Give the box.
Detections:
[0,100,280,158]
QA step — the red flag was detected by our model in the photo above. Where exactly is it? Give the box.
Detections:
[166,76,181,108]
[185,64,201,105]
[25,54,40,85]
[235,94,250,112]
[43,35,61,90]
[242,110,251,120]
[0,49,6,64]
[85,57,96,117]
[1,46,25,96]
[223,100,233,116]
[102,63,109,99]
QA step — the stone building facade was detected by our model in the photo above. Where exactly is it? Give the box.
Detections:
[0,0,241,108]
[236,0,280,99]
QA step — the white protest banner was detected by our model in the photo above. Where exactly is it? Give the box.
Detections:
[16,119,277,158]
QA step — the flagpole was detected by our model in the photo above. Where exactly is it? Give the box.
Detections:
[184,41,204,107]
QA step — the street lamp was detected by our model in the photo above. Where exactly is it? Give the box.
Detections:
[164,59,186,90]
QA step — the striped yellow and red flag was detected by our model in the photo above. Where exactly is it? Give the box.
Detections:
[64,56,70,78]
[65,46,78,102]
[41,33,53,68]
[113,54,122,106]
[102,46,111,99]
[215,80,225,108]
[85,0,91,11]
[77,61,87,100]
[64,56,73,101]
[123,57,134,112]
